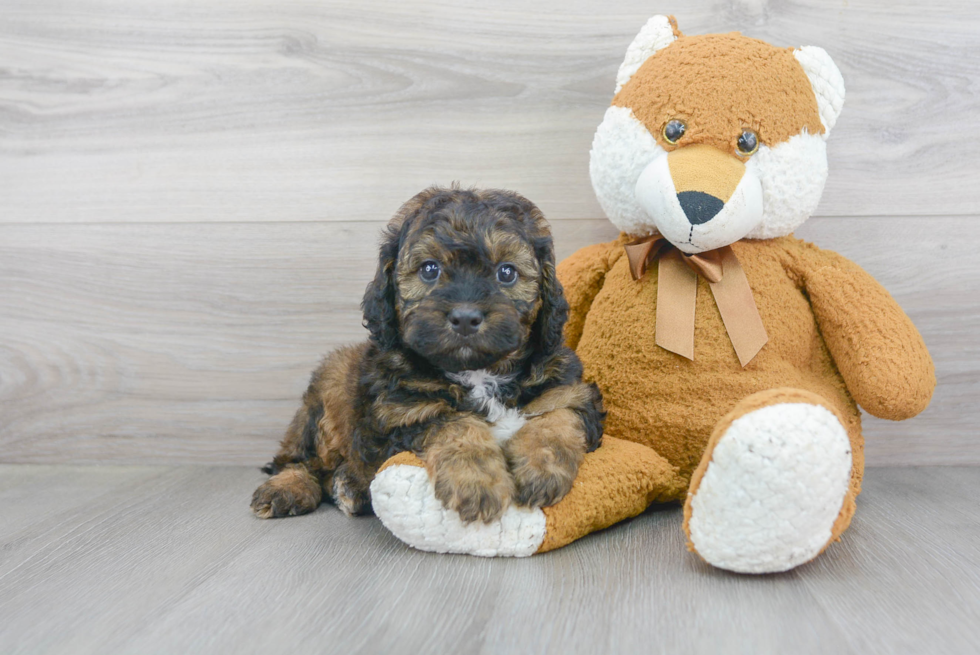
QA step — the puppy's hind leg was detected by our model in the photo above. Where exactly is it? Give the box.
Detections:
[252,397,326,519]
[252,464,323,519]
[252,343,366,519]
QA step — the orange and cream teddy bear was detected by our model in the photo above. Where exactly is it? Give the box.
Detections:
[369,16,936,572]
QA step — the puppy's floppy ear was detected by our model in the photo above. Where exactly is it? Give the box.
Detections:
[528,215,569,358]
[361,223,402,351]
[362,186,447,351]
[488,189,569,358]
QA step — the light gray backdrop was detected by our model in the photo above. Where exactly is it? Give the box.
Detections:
[2,0,977,465]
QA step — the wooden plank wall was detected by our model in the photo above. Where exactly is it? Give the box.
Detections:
[2,0,978,465]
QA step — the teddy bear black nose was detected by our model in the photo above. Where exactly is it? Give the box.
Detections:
[677,191,725,225]
[449,306,484,336]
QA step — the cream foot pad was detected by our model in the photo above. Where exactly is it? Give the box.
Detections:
[684,398,853,573]
[371,437,685,557]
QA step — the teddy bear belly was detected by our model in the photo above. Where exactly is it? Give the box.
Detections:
[575,255,862,487]
[579,351,859,485]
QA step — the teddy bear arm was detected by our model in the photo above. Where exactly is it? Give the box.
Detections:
[556,240,624,350]
[801,251,936,421]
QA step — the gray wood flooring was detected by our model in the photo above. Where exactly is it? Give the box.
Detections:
[1,464,977,654]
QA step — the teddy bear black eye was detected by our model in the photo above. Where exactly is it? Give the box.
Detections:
[419,260,441,283]
[663,119,686,144]
[737,129,759,156]
[496,263,518,286]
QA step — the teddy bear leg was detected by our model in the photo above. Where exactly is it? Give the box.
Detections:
[683,388,855,574]
[370,436,685,557]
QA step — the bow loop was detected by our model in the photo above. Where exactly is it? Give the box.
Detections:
[624,235,724,283]
[684,250,724,284]
[624,236,668,281]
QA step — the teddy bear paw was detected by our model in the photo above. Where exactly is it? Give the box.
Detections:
[370,462,547,557]
[686,401,852,573]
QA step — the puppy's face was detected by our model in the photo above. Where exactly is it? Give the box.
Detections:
[363,188,566,374]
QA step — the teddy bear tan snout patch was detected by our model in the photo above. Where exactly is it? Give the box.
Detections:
[634,144,764,253]
[668,145,745,224]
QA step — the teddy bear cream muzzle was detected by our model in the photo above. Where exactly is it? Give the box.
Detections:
[634,144,764,254]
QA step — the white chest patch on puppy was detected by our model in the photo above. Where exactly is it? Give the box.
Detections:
[446,369,526,443]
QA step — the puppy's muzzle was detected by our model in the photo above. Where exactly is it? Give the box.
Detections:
[448,304,484,337]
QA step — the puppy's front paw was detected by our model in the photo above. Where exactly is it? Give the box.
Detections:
[505,413,586,509]
[331,467,372,517]
[432,455,515,524]
[510,451,577,509]
[250,468,322,519]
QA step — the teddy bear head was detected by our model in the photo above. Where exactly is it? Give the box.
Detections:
[590,16,845,254]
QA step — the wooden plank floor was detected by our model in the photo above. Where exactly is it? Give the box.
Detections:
[1,465,977,654]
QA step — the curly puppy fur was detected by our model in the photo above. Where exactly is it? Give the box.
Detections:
[252,187,604,523]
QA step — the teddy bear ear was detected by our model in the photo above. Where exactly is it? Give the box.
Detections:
[614,15,679,94]
[794,46,846,136]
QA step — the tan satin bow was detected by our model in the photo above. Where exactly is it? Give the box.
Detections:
[623,234,768,367]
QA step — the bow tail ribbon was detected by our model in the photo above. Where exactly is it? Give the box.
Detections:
[624,236,768,367]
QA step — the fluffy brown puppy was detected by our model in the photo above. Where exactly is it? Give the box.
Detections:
[251,187,604,523]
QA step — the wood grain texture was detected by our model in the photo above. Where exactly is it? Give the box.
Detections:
[2,0,977,467]
[1,0,979,223]
[0,464,977,654]
[0,217,974,466]
[799,467,980,653]
[0,464,163,569]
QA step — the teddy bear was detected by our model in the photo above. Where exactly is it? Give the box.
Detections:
[368,15,936,572]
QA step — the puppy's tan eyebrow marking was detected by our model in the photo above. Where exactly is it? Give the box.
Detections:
[487,231,539,279]
[397,233,450,283]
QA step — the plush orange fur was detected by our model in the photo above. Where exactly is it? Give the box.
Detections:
[545,22,934,560]
[549,232,935,554]
[614,32,824,155]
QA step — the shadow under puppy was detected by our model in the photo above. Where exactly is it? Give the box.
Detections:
[252,187,604,523]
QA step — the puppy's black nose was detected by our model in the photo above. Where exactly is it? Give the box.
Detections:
[677,191,724,225]
[449,306,484,336]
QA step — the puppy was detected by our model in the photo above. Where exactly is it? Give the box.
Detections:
[251,187,604,523]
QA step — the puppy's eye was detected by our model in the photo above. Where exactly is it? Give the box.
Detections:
[419,260,441,283]
[663,119,686,145]
[737,129,759,156]
[496,263,518,286]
